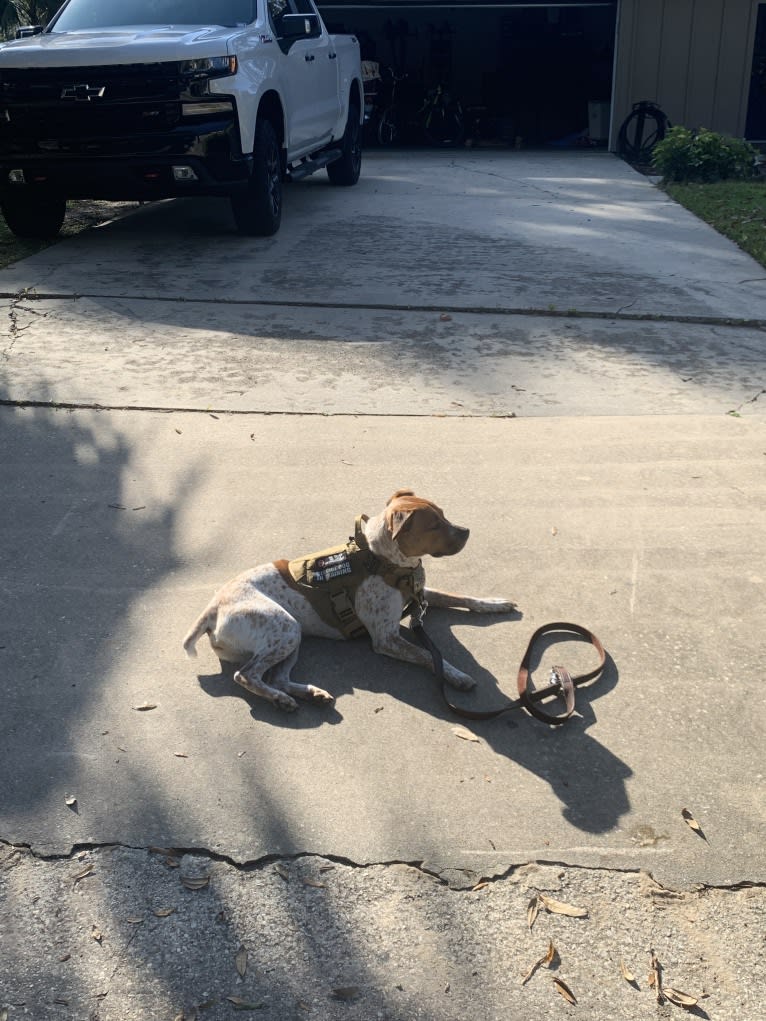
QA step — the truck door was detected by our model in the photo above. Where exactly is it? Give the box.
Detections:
[293,0,340,141]
[269,0,338,153]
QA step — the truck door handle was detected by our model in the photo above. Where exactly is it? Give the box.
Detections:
[304,53,315,62]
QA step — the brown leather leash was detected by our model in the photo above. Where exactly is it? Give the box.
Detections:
[411,620,606,726]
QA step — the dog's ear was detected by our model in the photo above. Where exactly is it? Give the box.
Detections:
[387,488,415,505]
[388,508,414,540]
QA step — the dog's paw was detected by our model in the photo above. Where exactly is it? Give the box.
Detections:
[477,598,517,613]
[310,687,335,706]
[274,691,299,712]
[445,669,477,692]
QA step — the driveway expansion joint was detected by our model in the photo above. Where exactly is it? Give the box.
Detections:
[2,288,765,330]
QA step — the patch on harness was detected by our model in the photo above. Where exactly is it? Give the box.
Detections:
[311,551,353,583]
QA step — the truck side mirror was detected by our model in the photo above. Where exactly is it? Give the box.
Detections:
[280,13,319,40]
[15,25,44,38]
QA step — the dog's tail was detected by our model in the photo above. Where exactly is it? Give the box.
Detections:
[183,611,214,658]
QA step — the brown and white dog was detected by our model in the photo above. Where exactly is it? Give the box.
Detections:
[183,489,515,711]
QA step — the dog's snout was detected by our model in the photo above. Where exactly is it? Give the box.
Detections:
[452,525,470,552]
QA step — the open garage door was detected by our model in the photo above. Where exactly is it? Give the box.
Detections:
[318,0,617,148]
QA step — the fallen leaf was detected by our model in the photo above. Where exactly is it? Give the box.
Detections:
[1,1009,8,1021]
[471,881,490,892]
[521,940,557,985]
[59,953,71,962]
[91,926,103,943]
[551,526,558,536]
[527,894,540,931]
[274,863,290,882]
[553,978,577,1005]
[301,878,326,889]
[664,987,699,1008]
[53,998,69,1006]
[166,856,181,868]
[331,987,361,1001]
[620,958,637,985]
[235,945,248,979]
[681,808,707,841]
[174,752,189,758]
[72,863,94,883]
[451,726,480,743]
[181,875,210,891]
[175,429,182,434]
[132,702,157,712]
[539,894,588,918]
[648,949,663,1002]
[65,794,77,808]
[226,996,263,1010]
[126,916,144,925]
[153,906,176,917]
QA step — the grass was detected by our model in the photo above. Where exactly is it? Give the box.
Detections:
[663,178,766,270]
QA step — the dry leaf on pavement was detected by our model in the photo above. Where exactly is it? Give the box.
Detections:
[331,987,361,1001]
[235,945,248,979]
[664,987,699,1007]
[451,726,480,743]
[620,958,637,985]
[521,940,557,986]
[527,894,540,931]
[539,894,588,918]
[681,808,707,841]
[553,978,577,1005]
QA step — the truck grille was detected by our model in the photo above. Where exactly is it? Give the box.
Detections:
[0,62,183,101]
[0,62,184,140]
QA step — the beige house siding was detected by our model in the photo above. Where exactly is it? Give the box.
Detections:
[611,0,760,147]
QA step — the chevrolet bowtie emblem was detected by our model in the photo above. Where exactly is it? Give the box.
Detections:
[61,84,106,101]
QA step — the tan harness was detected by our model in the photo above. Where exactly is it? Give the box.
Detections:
[274,515,425,639]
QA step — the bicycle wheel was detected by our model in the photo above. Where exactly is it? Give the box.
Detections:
[377,107,400,146]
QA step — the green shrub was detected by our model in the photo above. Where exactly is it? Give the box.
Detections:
[652,126,758,183]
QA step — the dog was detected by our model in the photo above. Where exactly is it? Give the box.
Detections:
[183,489,515,711]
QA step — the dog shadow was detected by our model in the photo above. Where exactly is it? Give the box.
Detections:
[195,607,630,834]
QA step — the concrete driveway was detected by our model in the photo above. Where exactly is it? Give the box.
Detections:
[1,151,764,1020]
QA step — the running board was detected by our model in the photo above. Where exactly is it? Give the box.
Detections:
[288,148,342,181]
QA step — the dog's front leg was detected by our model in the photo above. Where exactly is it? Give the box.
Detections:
[424,588,517,613]
[356,578,476,690]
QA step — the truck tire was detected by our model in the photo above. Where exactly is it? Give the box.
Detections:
[327,103,361,186]
[1,191,66,239]
[231,119,282,236]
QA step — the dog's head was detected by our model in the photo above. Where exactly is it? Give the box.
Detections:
[385,488,470,559]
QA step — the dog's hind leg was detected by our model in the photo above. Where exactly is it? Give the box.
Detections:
[266,649,335,706]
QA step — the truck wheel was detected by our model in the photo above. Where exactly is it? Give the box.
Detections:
[327,103,361,186]
[231,119,282,236]
[1,192,66,239]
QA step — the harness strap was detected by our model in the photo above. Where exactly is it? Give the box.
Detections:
[412,620,606,726]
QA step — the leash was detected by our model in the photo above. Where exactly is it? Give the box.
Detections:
[410,619,606,726]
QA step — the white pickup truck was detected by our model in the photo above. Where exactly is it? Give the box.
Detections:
[0,0,363,237]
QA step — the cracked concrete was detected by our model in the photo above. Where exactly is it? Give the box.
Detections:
[1,150,765,1020]
[2,841,763,1021]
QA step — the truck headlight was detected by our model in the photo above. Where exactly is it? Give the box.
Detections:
[179,56,237,79]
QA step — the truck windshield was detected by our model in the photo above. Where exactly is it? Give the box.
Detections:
[50,0,257,30]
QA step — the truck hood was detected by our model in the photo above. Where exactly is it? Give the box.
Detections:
[0,26,244,66]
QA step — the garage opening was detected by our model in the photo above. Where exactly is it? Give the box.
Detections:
[318,1,617,149]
